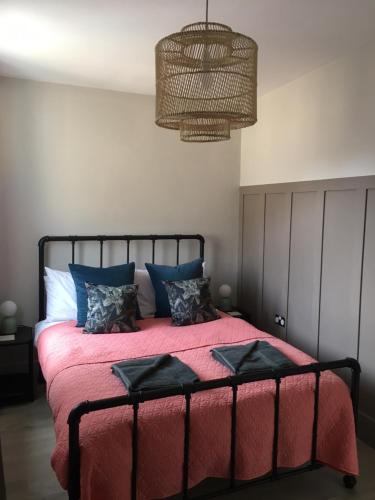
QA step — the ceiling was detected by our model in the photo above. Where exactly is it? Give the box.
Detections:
[1,0,375,96]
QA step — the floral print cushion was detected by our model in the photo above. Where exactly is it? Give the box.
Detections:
[163,277,219,327]
[84,283,140,334]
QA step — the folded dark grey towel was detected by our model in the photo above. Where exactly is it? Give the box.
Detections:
[211,340,296,374]
[112,354,200,392]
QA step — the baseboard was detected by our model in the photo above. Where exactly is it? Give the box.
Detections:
[358,411,375,449]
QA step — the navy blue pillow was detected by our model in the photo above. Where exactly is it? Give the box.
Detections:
[145,259,203,317]
[69,263,135,327]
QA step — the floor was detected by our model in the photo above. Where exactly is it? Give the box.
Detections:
[0,389,375,500]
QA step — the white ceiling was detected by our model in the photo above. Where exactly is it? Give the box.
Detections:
[0,0,375,96]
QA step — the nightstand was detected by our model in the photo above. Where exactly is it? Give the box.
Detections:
[219,308,252,323]
[0,326,34,403]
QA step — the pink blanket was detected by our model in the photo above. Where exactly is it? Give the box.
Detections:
[37,315,358,500]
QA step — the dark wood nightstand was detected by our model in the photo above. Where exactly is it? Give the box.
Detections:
[219,308,252,323]
[0,326,34,403]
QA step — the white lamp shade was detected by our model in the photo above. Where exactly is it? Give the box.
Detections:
[0,300,17,317]
[218,284,232,298]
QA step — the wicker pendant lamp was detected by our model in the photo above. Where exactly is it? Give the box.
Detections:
[155,0,258,142]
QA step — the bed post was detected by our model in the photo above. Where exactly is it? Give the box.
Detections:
[182,391,192,499]
[271,376,281,479]
[310,370,321,466]
[131,402,139,500]
[38,236,49,322]
[229,383,238,488]
[198,235,205,260]
[342,357,361,490]
[348,357,361,430]
[68,402,90,500]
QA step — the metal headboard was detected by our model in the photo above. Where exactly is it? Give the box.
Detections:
[38,234,205,322]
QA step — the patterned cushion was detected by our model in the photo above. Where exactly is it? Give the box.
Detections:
[69,262,136,327]
[163,277,219,327]
[145,259,203,317]
[84,283,140,334]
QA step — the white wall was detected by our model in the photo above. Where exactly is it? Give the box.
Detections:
[241,39,375,186]
[0,77,241,326]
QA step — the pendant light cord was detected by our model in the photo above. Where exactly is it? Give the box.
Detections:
[205,0,209,25]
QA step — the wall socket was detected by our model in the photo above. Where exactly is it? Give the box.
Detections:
[274,314,286,327]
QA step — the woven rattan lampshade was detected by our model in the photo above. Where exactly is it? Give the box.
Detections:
[155,18,257,142]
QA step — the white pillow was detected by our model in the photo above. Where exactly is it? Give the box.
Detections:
[202,261,208,278]
[44,267,77,322]
[135,269,156,318]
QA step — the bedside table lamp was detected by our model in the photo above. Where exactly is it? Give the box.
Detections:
[218,284,232,312]
[0,300,17,335]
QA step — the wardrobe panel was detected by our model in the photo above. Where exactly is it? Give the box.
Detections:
[262,192,291,338]
[239,193,264,324]
[319,189,363,361]
[287,191,323,357]
[240,177,375,446]
[359,189,375,418]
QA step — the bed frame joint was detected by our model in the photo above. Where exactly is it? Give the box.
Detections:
[345,357,361,373]
[67,400,91,425]
[133,391,145,403]
[181,383,196,395]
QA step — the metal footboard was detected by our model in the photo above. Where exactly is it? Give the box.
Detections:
[67,357,360,500]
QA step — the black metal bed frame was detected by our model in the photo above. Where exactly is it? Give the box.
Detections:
[38,234,204,322]
[38,235,360,500]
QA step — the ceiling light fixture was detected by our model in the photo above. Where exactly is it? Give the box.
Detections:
[155,0,258,142]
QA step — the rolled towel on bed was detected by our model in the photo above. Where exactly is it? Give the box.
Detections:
[211,340,296,374]
[112,354,200,392]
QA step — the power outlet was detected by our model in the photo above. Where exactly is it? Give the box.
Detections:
[274,314,286,328]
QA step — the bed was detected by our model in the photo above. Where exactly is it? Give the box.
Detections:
[36,234,360,500]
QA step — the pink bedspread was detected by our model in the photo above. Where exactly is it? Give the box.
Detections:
[37,315,358,500]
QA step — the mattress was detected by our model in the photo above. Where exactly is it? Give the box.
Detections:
[37,315,358,500]
[34,319,63,344]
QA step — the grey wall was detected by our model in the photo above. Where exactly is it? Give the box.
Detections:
[0,76,241,325]
[239,175,375,447]
[241,39,375,185]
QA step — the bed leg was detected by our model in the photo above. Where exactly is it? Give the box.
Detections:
[343,474,357,489]
[68,402,90,500]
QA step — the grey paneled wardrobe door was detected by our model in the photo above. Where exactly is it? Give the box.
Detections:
[262,192,291,338]
[359,189,375,419]
[319,189,364,361]
[239,193,265,324]
[287,191,323,357]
